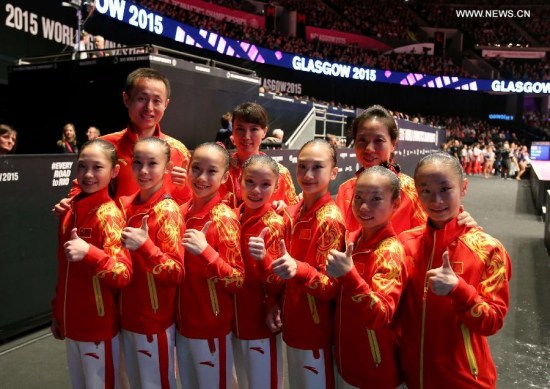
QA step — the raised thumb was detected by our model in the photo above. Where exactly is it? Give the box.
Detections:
[70,228,79,240]
[345,242,354,258]
[201,221,212,234]
[442,251,452,270]
[258,227,269,240]
[280,240,288,255]
[141,215,149,231]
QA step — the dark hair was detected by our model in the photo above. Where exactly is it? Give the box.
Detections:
[358,165,401,200]
[135,137,171,164]
[79,139,118,167]
[352,105,399,144]
[414,151,464,183]
[242,154,280,179]
[125,68,171,99]
[193,142,230,172]
[299,138,337,167]
[232,102,268,128]
[220,112,232,129]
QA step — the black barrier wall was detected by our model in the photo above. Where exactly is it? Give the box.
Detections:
[0,154,77,341]
[8,56,259,154]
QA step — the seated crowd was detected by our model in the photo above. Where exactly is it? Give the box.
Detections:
[133,0,549,81]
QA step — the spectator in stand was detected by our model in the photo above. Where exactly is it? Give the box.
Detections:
[326,133,340,148]
[0,124,17,155]
[86,126,101,141]
[91,35,108,58]
[215,112,233,150]
[262,128,285,149]
[57,123,79,154]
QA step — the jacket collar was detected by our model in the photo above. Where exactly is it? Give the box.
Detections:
[424,216,469,248]
[119,187,170,216]
[294,192,333,221]
[124,124,163,143]
[74,187,112,215]
[186,192,223,219]
[349,223,396,252]
[238,202,273,227]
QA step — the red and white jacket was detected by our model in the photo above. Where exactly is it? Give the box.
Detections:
[219,152,298,208]
[397,217,512,389]
[336,169,426,234]
[177,193,244,339]
[234,203,286,340]
[53,187,132,341]
[279,193,345,350]
[119,189,184,335]
[70,124,191,204]
[335,224,406,389]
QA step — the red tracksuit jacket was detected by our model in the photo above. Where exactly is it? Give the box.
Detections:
[219,152,298,208]
[398,217,512,389]
[119,189,184,334]
[280,193,345,350]
[234,203,286,340]
[336,169,426,233]
[70,124,191,204]
[335,225,406,389]
[177,193,245,339]
[53,187,132,341]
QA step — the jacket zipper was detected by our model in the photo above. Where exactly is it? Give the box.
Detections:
[208,278,220,316]
[63,209,78,337]
[92,276,105,316]
[367,329,381,367]
[461,324,479,379]
[147,273,159,313]
[420,231,437,389]
[307,294,320,324]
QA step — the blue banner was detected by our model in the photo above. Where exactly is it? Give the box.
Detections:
[94,0,550,94]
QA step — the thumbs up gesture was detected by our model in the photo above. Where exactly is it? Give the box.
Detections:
[249,227,268,261]
[170,165,187,186]
[64,228,90,262]
[271,241,297,279]
[182,221,211,255]
[327,242,354,278]
[121,215,149,251]
[427,251,459,296]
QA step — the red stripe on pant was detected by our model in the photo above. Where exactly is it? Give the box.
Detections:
[157,330,170,389]
[269,336,278,389]
[219,336,227,389]
[323,347,335,389]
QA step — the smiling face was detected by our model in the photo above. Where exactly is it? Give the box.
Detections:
[415,161,468,229]
[188,146,228,203]
[297,142,338,203]
[123,77,169,135]
[352,172,399,233]
[232,119,268,161]
[354,118,396,169]
[240,162,278,210]
[132,141,170,200]
[77,143,119,194]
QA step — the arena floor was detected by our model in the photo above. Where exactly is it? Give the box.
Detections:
[0,176,549,388]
